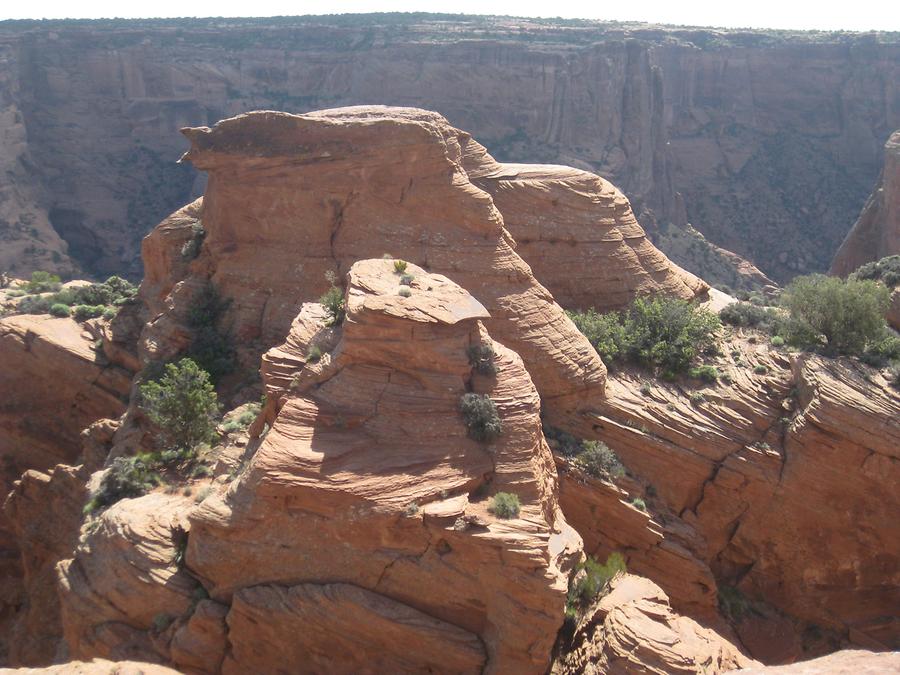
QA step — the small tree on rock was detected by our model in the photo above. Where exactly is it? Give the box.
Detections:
[140,358,219,456]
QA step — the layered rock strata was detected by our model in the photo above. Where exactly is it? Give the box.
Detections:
[56,259,584,673]
[831,131,900,276]
[573,339,900,658]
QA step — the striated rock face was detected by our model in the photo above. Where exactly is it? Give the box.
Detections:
[831,131,900,276]
[463,150,707,310]
[1,17,898,283]
[553,574,754,674]
[732,649,900,674]
[3,464,89,665]
[155,105,685,425]
[0,315,130,659]
[185,259,581,673]
[571,341,900,658]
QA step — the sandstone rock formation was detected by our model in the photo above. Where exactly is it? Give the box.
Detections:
[553,574,754,674]
[1,17,898,282]
[0,314,131,660]
[831,131,900,276]
[732,649,900,674]
[54,259,584,673]
[2,660,182,674]
[161,105,670,426]
[568,337,900,659]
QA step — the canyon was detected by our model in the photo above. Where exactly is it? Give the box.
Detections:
[0,15,899,286]
[0,106,896,674]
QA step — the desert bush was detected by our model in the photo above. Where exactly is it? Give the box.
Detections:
[780,274,890,356]
[467,343,497,376]
[49,303,70,317]
[631,497,647,511]
[399,273,414,285]
[319,271,345,326]
[851,255,900,288]
[689,391,706,405]
[567,552,627,612]
[859,333,900,368]
[573,441,625,479]
[73,304,106,321]
[543,426,582,457]
[689,365,719,382]
[84,454,160,514]
[186,283,236,380]
[566,308,628,367]
[459,393,502,442]
[398,285,412,297]
[888,364,900,389]
[753,364,768,374]
[718,302,777,329]
[489,492,520,518]
[307,344,323,362]
[139,358,219,455]
[569,297,720,376]
[25,271,61,293]
[770,335,785,347]
[393,259,408,274]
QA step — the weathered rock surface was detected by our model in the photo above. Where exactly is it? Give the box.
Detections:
[554,574,754,674]
[3,465,89,665]
[160,106,624,425]
[831,131,900,276]
[731,649,900,674]
[0,315,130,660]
[1,17,898,283]
[572,339,900,657]
[186,260,580,672]
[463,152,707,310]
[0,659,183,674]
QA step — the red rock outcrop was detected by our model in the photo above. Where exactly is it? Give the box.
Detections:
[553,574,754,674]
[831,131,900,276]
[732,649,900,674]
[569,333,900,657]
[185,259,581,673]
[0,315,131,660]
[148,106,615,425]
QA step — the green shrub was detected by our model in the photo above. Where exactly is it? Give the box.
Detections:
[570,297,720,376]
[689,365,719,382]
[393,259,408,274]
[459,393,502,442]
[689,392,705,405]
[574,441,625,479]
[319,273,345,326]
[719,302,777,329]
[6,289,25,297]
[71,276,137,306]
[851,255,900,288]
[399,273,415,285]
[753,364,768,374]
[567,552,627,611]
[467,344,497,376]
[566,308,628,367]
[139,358,219,455]
[73,304,106,321]
[888,364,900,389]
[780,274,890,356]
[49,303,71,317]
[489,492,520,518]
[307,344,323,363]
[543,426,583,457]
[186,283,236,380]
[639,382,652,395]
[398,285,412,297]
[860,333,900,368]
[25,271,61,293]
[103,307,117,320]
[84,454,160,514]
[630,497,647,511]
[17,295,51,314]
[771,335,785,347]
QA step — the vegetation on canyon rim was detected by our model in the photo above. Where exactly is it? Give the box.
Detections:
[459,393,503,442]
[86,358,220,514]
[14,272,136,319]
[566,552,627,621]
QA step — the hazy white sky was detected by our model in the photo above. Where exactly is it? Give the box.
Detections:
[2,0,899,32]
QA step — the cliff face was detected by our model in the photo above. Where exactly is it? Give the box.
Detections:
[0,16,898,283]
[831,130,900,276]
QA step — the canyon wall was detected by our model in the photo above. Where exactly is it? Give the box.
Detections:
[0,16,898,283]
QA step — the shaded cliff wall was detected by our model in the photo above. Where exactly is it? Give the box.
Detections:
[0,16,899,282]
